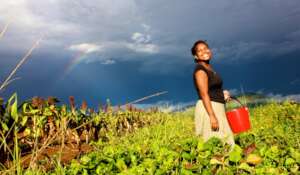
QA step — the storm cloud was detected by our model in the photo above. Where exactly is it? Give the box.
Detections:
[1,0,300,106]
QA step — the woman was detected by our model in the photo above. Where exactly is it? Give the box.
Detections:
[191,40,235,150]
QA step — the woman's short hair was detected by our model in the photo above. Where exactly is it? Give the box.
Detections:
[191,40,209,56]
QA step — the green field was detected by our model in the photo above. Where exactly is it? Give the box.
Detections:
[0,93,299,174]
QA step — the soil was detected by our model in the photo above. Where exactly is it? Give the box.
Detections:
[4,143,93,171]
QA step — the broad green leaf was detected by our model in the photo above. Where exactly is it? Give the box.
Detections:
[289,147,300,163]
[21,116,28,126]
[130,154,137,166]
[210,158,222,165]
[80,156,91,165]
[197,138,205,151]
[6,93,17,109]
[8,93,18,121]
[1,122,9,131]
[285,157,296,166]
[116,158,127,171]
[259,146,267,156]
[290,164,299,174]
[266,167,279,174]
[229,145,242,163]
[270,145,279,154]
[238,162,253,172]
[24,128,31,136]
[181,152,193,160]
[246,154,262,165]
[43,107,53,116]
[180,168,194,175]
[22,103,29,113]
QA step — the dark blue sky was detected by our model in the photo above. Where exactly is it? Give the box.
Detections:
[1,0,300,108]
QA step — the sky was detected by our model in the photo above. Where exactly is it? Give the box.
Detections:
[0,0,300,108]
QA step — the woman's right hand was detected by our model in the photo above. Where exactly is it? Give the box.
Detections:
[223,90,231,102]
[209,116,219,131]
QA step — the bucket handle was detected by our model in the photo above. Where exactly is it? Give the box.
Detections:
[226,96,245,107]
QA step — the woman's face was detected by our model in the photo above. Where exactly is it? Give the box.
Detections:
[194,43,212,61]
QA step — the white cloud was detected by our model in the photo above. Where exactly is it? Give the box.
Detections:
[125,32,159,54]
[0,0,140,53]
[134,100,195,113]
[68,43,102,54]
[266,93,300,102]
[133,92,300,112]
[131,32,151,44]
[224,89,300,103]
[101,59,115,65]
[66,36,159,66]
[1,0,300,72]
[126,43,159,54]
[65,25,159,65]
[0,0,163,66]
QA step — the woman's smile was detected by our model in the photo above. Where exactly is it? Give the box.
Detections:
[195,43,212,60]
[202,53,211,59]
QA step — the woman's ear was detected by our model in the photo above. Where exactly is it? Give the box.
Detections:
[194,56,198,59]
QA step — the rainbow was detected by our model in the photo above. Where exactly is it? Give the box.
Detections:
[60,52,86,80]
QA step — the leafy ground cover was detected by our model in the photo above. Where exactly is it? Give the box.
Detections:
[58,101,299,175]
[0,93,299,174]
[0,93,164,174]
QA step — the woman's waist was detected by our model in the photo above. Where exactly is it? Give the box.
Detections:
[196,99,225,105]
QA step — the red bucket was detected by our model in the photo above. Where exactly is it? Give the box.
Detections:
[226,97,251,134]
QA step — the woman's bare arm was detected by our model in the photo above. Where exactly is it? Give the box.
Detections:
[195,70,219,131]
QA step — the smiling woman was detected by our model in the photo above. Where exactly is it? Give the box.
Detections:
[191,40,235,151]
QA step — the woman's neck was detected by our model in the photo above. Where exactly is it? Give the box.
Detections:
[197,60,210,66]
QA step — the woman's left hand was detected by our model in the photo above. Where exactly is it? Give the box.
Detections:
[223,90,231,102]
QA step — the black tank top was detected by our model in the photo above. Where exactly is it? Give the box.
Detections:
[193,63,225,104]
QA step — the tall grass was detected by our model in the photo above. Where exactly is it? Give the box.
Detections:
[0,37,43,92]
